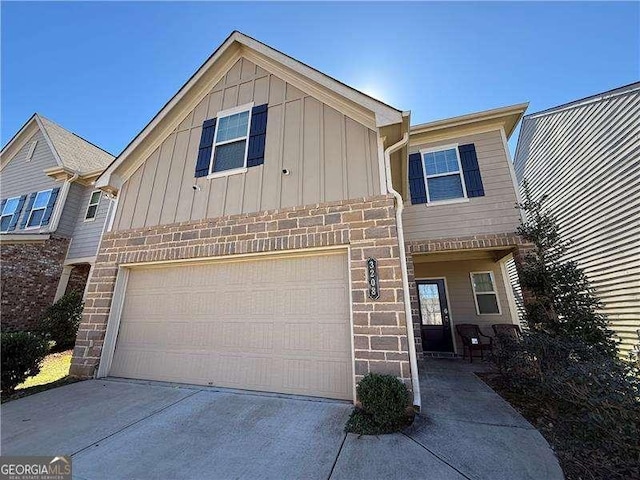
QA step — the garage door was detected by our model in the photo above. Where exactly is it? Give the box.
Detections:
[109,251,353,400]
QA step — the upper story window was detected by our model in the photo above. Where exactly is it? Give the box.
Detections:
[0,197,21,231]
[421,146,467,203]
[26,189,52,228]
[85,190,102,221]
[209,105,252,176]
[470,271,501,315]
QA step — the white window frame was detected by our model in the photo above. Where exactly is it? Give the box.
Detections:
[470,271,502,315]
[25,189,53,230]
[0,196,21,232]
[207,102,253,179]
[419,144,469,205]
[84,190,102,222]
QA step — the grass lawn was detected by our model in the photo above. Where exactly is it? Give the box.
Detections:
[2,349,80,403]
[17,349,73,389]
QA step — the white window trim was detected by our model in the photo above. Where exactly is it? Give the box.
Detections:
[0,196,21,231]
[207,102,254,178]
[419,143,468,205]
[84,190,102,222]
[470,271,502,315]
[25,189,53,230]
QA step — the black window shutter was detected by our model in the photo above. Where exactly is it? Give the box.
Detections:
[13,194,30,230]
[0,199,6,213]
[246,104,268,167]
[41,187,61,226]
[408,153,427,204]
[194,118,217,178]
[459,144,485,197]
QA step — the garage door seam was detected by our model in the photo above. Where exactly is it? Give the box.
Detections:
[401,432,472,480]
[70,390,201,457]
[327,433,348,479]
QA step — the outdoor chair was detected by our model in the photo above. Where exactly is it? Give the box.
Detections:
[455,324,493,363]
[491,323,522,341]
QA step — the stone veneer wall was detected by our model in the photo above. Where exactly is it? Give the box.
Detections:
[405,233,528,358]
[70,195,413,391]
[0,236,70,330]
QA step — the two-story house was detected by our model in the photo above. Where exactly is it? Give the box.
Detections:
[69,32,528,407]
[513,83,640,356]
[0,114,114,330]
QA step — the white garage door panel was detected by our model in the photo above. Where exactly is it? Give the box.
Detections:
[109,252,353,400]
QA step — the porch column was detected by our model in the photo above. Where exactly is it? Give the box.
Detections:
[404,249,423,359]
[54,265,73,301]
[511,244,537,317]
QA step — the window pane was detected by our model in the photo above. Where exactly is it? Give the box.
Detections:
[427,174,464,201]
[423,148,459,175]
[90,191,101,205]
[0,216,12,231]
[3,198,19,215]
[477,294,500,314]
[33,191,51,209]
[27,209,45,227]
[86,205,98,219]
[418,284,443,325]
[216,110,250,143]
[472,273,494,292]
[212,140,246,172]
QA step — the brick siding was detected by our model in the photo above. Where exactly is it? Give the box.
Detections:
[405,233,528,358]
[70,195,413,391]
[0,236,70,331]
[65,263,91,297]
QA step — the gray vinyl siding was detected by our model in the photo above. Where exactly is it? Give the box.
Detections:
[506,257,525,322]
[513,83,640,355]
[403,129,521,241]
[113,57,381,231]
[56,182,83,237]
[67,186,111,261]
[0,129,63,233]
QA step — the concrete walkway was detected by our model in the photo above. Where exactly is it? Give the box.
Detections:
[1,361,563,479]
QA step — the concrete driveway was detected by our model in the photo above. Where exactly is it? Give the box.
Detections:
[1,362,563,480]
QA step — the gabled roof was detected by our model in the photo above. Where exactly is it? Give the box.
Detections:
[1,114,114,176]
[410,103,529,143]
[96,31,404,191]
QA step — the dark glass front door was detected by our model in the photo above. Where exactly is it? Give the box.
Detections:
[417,279,453,352]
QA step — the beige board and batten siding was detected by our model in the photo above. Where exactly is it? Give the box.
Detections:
[67,187,111,260]
[112,57,381,231]
[0,129,59,201]
[514,85,640,355]
[109,251,353,400]
[414,258,514,354]
[403,129,521,242]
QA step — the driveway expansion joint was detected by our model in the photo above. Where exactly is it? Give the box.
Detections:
[70,389,201,457]
[327,433,348,479]
[401,432,473,480]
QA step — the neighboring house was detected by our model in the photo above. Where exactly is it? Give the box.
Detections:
[69,31,528,407]
[513,83,640,356]
[0,114,115,330]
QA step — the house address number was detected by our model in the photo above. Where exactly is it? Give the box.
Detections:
[367,258,380,300]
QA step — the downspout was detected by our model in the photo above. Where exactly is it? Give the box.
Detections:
[383,132,421,408]
[48,171,79,233]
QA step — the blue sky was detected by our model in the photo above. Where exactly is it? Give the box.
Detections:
[2,2,638,155]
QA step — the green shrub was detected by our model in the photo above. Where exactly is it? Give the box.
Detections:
[345,373,412,435]
[1,332,50,393]
[39,290,84,349]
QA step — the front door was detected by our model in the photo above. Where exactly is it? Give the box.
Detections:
[417,279,453,352]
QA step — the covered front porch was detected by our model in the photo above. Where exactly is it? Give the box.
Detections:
[406,239,524,359]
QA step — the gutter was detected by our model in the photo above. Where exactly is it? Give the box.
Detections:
[48,170,79,233]
[383,132,421,408]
